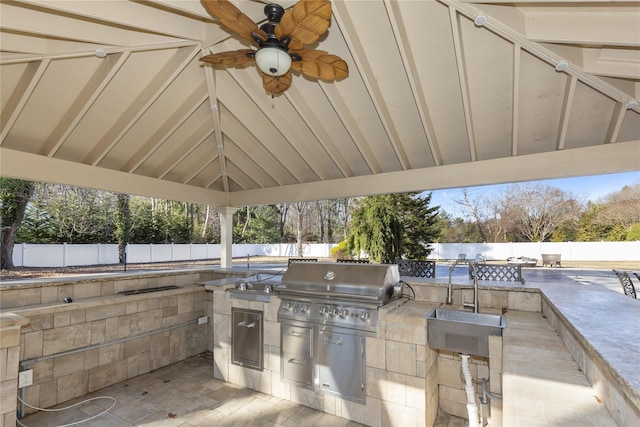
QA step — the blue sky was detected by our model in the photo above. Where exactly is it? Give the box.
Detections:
[426,171,640,215]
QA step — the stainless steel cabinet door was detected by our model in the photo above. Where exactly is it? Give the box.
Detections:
[232,309,263,370]
[316,329,365,402]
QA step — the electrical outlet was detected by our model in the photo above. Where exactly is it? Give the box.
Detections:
[197,316,208,325]
[18,370,33,388]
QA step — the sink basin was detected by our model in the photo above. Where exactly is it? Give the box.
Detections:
[245,273,282,283]
[226,273,282,302]
[426,309,506,357]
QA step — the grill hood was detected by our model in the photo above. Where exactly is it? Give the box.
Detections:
[279,262,401,305]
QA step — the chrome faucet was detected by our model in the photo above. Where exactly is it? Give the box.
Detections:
[463,262,479,313]
[446,259,460,305]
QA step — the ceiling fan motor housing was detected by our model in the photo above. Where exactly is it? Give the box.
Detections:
[264,4,285,23]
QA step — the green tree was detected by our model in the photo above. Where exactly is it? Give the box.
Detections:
[395,192,440,260]
[18,196,56,243]
[502,184,582,242]
[436,212,482,243]
[627,223,640,241]
[576,203,611,241]
[249,205,281,243]
[233,205,280,243]
[348,195,403,263]
[129,198,166,243]
[44,187,116,243]
[115,194,131,263]
[347,192,440,263]
[1,178,35,269]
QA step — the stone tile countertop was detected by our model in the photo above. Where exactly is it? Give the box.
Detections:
[537,279,640,411]
[0,311,30,328]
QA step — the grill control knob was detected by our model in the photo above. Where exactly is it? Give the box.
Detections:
[282,302,292,311]
[329,307,339,317]
[339,309,350,319]
[319,305,330,316]
[300,304,310,313]
[360,311,371,322]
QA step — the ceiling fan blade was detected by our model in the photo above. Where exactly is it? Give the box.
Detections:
[200,49,255,66]
[201,0,267,43]
[277,0,331,49]
[262,71,293,95]
[291,49,348,80]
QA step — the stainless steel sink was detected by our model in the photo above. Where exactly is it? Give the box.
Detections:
[226,273,282,302]
[245,273,281,283]
[426,308,506,357]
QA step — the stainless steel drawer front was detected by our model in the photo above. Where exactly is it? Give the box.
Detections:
[282,351,313,386]
[282,325,312,353]
[281,324,313,387]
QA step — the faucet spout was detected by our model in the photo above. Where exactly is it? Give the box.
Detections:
[462,262,480,313]
[446,260,459,305]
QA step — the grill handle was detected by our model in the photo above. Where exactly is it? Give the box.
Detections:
[237,321,255,328]
[322,336,343,345]
[288,358,307,365]
[287,330,305,338]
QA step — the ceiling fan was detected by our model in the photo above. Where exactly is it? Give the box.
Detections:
[200,0,348,96]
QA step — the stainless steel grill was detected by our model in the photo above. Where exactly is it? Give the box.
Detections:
[277,262,401,333]
[276,262,402,403]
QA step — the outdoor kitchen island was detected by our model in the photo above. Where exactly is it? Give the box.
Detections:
[207,281,438,427]
[206,264,633,427]
[205,263,508,427]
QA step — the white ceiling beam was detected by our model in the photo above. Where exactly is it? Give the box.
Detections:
[221,70,329,180]
[284,86,352,178]
[332,1,409,170]
[228,140,640,207]
[0,32,48,55]
[319,83,381,174]
[142,0,213,20]
[203,63,229,193]
[222,138,275,190]
[219,107,283,186]
[583,48,640,80]
[125,92,209,173]
[606,103,626,144]
[84,46,201,166]
[10,0,207,41]
[556,75,577,151]
[463,0,639,3]
[441,0,640,112]
[184,156,218,187]
[448,6,478,161]
[0,58,50,145]
[154,124,216,179]
[524,9,640,47]
[0,148,227,206]
[384,0,442,166]
[214,71,310,184]
[219,105,294,187]
[41,52,131,157]
[0,2,129,46]
[512,43,521,156]
[0,41,201,65]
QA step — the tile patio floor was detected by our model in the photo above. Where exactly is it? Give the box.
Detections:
[18,355,464,427]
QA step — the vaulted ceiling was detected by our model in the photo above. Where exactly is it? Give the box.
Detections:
[1,0,639,208]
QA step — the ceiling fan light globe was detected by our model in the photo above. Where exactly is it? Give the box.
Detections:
[255,47,291,76]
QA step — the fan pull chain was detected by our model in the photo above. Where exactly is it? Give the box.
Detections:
[272,76,278,100]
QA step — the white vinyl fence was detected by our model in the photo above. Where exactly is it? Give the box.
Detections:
[11,243,338,267]
[10,241,640,268]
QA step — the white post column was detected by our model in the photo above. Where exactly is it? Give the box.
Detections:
[218,207,239,269]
